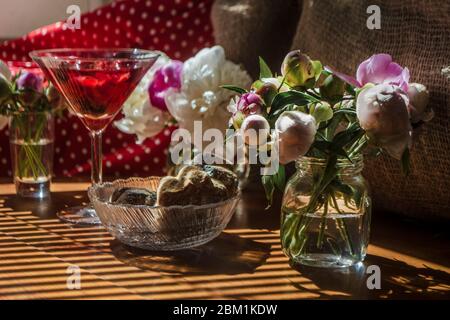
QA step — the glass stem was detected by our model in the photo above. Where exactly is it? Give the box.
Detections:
[90,131,103,185]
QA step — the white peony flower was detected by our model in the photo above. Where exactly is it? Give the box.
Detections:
[240,114,270,146]
[114,52,171,144]
[275,111,317,164]
[165,46,252,147]
[356,84,412,159]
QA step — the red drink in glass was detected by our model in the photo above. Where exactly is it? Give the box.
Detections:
[31,49,159,225]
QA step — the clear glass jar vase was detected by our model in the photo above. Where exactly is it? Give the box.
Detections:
[9,111,55,198]
[281,156,371,268]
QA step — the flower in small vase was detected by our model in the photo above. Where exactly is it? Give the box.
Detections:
[148,60,183,111]
[330,53,410,91]
[356,84,412,159]
[240,114,270,146]
[16,72,44,106]
[407,83,433,123]
[165,46,252,144]
[115,53,171,143]
[275,111,317,164]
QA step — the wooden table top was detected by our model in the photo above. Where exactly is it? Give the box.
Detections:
[0,179,449,300]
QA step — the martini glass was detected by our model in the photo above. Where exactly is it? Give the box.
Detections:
[30,49,159,225]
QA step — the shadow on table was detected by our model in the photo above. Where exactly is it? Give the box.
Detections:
[110,233,271,275]
[290,254,450,299]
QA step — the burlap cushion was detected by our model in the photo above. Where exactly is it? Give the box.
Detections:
[211,0,301,78]
[290,0,450,221]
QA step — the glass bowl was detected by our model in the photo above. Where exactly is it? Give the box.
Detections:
[88,177,240,250]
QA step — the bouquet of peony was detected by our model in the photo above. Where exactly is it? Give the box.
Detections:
[224,51,433,261]
[225,51,433,203]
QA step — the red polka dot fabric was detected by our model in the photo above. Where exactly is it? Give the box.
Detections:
[0,0,215,178]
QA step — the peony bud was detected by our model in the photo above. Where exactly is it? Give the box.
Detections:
[281,50,317,87]
[310,101,333,123]
[319,74,345,102]
[275,111,317,164]
[252,79,279,106]
[407,83,432,123]
[356,84,411,159]
[236,92,264,116]
[240,114,270,146]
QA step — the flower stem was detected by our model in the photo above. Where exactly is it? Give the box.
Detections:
[349,136,367,159]
[316,194,329,249]
[330,192,354,256]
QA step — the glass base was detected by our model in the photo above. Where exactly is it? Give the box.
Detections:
[15,178,51,198]
[291,253,363,268]
[57,205,101,226]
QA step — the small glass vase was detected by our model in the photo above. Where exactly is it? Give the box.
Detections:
[281,156,371,268]
[9,111,55,198]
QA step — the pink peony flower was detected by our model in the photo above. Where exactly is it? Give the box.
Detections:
[329,54,410,92]
[236,92,264,116]
[148,60,183,111]
[356,84,412,159]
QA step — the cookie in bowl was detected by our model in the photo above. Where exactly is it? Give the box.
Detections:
[157,165,238,206]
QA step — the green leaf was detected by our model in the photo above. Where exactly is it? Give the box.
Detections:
[346,83,356,96]
[401,148,411,176]
[312,139,332,151]
[269,103,298,120]
[259,57,273,79]
[261,175,275,208]
[318,155,339,193]
[273,165,286,192]
[220,85,247,95]
[332,122,364,150]
[333,109,357,117]
[269,90,316,116]
[324,112,344,140]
